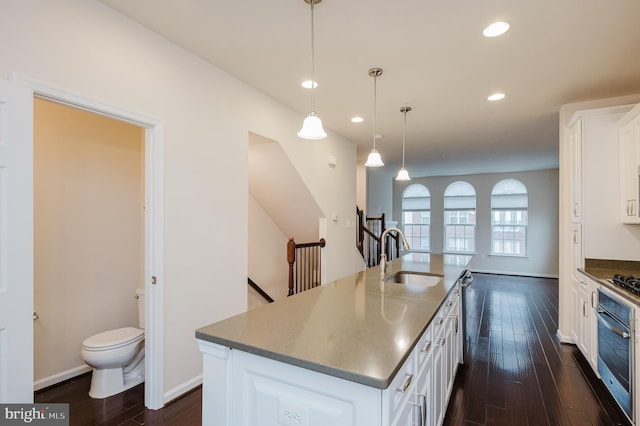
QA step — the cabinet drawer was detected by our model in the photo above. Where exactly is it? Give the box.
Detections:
[441,290,459,317]
[386,350,416,420]
[416,324,433,371]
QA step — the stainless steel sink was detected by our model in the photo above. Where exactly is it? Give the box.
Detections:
[385,271,444,287]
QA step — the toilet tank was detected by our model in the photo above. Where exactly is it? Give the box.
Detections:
[136,288,145,329]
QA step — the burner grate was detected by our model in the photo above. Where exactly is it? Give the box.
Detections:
[611,274,640,295]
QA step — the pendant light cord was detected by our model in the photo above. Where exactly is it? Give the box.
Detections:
[401,109,407,167]
[310,0,316,112]
[373,74,377,150]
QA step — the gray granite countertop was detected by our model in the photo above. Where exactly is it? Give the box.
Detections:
[195,252,472,389]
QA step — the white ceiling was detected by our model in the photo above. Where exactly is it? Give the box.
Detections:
[101,0,640,177]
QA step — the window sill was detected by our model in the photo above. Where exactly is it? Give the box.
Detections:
[489,254,529,259]
[443,251,476,256]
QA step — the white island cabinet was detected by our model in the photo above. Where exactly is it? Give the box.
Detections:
[196,253,471,426]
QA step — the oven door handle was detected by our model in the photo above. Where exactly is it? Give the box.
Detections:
[596,308,630,339]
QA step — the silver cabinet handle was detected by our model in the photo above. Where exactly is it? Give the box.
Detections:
[452,315,458,334]
[436,337,446,347]
[422,340,432,353]
[33,312,39,321]
[461,271,473,288]
[397,373,413,393]
[413,393,427,426]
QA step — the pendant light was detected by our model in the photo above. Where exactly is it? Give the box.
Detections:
[396,106,412,181]
[365,68,384,167]
[298,0,327,140]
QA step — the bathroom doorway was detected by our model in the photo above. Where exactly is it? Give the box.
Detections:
[23,77,165,410]
[33,98,144,393]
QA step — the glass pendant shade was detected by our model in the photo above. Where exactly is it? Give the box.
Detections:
[298,112,327,140]
[395,167,411,181]
[365,149,384,167]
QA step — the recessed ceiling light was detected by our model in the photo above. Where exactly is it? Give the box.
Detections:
[301,80,318,89]
[483,21,510,37]
[351,116,364,123]
[488,93,506,101]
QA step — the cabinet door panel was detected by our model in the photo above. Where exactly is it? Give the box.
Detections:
[569,119,582,223]
[391,397,416,426]
[618,110,640,224]
[232,350,380,426]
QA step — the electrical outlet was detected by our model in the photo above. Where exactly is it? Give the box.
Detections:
[278,402,308,425]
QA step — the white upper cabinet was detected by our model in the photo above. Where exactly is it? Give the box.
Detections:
[618,104,640,224]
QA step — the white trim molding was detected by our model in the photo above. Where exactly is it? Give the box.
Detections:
[11,73,166,410]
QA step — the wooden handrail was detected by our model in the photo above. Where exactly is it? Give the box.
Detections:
[288,237,326,296]
[247,277,274,303]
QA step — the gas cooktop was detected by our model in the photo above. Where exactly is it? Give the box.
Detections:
[608,274,640,295]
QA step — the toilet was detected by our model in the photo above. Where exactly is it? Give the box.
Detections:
[81,289,145,399]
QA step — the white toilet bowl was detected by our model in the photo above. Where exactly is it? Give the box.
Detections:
[81,327,145,399]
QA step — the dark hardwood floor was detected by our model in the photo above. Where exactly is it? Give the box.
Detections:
[36,273,631,425]
[443,273,631,426]
[35,374,201,425]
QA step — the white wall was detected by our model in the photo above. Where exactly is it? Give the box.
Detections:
[391,169,560,277]
[366,167,395,220]
[1,0,361,400]
[248,195,289,307]
[33,99,144,388]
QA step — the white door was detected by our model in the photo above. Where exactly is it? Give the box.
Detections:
[0,79,34,402]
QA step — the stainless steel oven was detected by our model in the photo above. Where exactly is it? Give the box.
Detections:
[596,288,633,419]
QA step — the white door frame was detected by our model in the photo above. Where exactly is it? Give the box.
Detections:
[11,74,165,410]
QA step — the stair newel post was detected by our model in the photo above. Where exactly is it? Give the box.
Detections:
[287,237,296,296]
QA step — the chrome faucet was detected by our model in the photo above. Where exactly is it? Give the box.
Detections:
[379,227,410,277]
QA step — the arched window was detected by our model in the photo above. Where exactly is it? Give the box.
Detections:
[444,181,476,253]
[402,184,430,251]
[491,179,528,256]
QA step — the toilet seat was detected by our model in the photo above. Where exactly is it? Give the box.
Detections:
[82,327,144,351]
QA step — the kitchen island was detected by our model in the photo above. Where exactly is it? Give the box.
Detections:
[196,252,472,426]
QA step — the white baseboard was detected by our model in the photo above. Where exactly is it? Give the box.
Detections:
[556,329,575,344]
[471,269,559,279]
[164,374,202,404]
[34,365,92,391]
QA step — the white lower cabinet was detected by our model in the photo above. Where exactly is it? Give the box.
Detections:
[575,271,599,370]
[198,285,462,426]
[414,319,434,426]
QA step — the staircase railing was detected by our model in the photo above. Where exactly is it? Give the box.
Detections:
[247,277,275,303]
[287,237,326,296]
[356,207,399,268]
